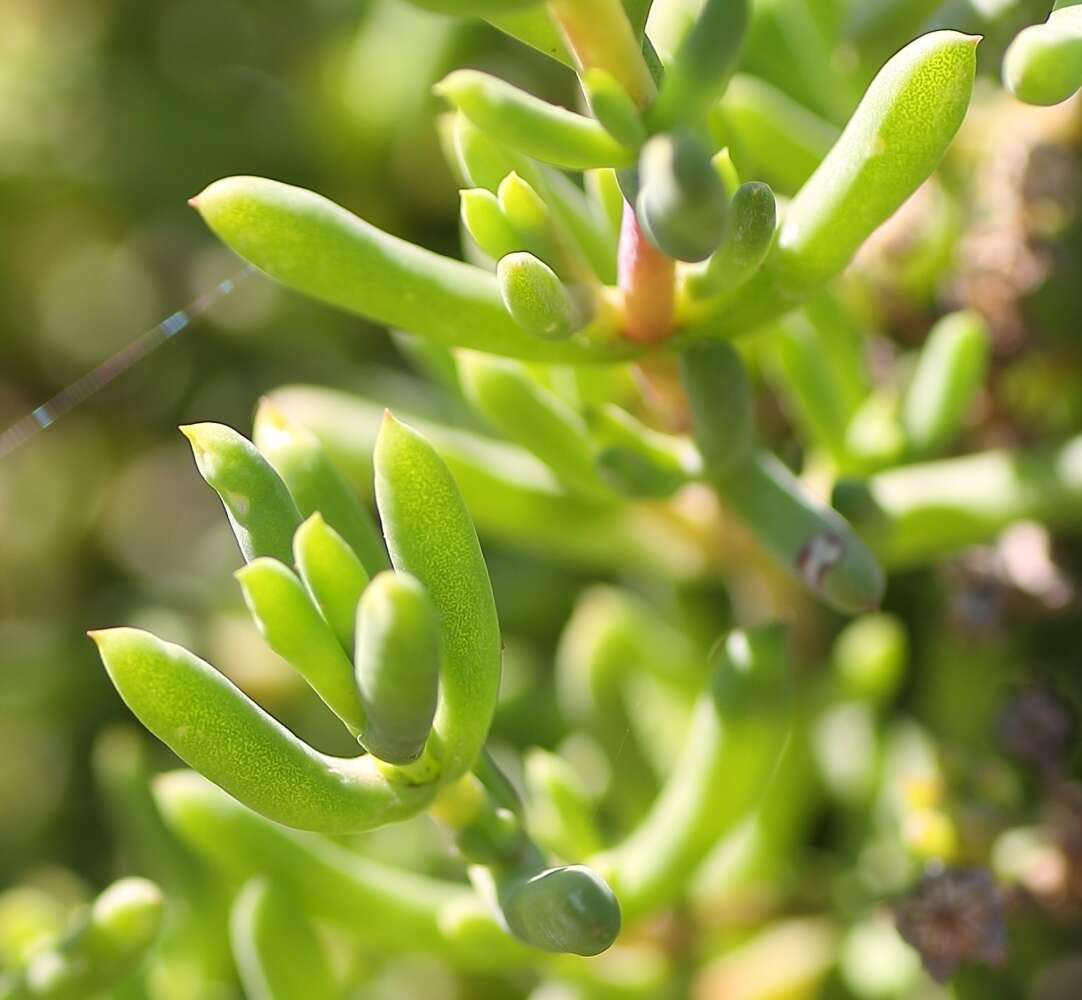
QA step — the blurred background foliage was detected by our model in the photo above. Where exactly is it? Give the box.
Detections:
[1,0,1082,997]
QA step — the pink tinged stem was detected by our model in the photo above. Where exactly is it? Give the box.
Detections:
[619,202,675,344]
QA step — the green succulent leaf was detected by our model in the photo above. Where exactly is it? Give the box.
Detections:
[1003,1,1082,107]
[772,31,978,292]
[548,0,656,107]
[458,352,605,496]
[650,0,749,130]
[835,433,1082,568]
[636,130,728,263]
[152,771,523,965]
[525,749,604,861]
[495,253,577,342]
[435,70,635,170]
[0,879,163,1000]
[720,452,886,614]
[354,571,441,766]
[595,626,792,922]
[679,341,756,476]
[91,629,435,833]
[586,403,699,499]
[480,859,621,956]
[582,68,647,150]
[484,7,574,66]
[461,188,521,262]
[902,310,989,458]
[253,400,389,575]
[715,74,839,195]
[236,557,367,736]
[688,180,776,300]
[405,0,538,12]
[191,176,634,363]
[374,414,502,783]
[230,880,338,1000]
[181,422,301,566]
[293,513,370,653]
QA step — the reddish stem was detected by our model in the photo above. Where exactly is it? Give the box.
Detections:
[619,202,675,344]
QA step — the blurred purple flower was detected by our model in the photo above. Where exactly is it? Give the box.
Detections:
[895,867,1008,982]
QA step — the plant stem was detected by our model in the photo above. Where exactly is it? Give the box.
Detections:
[618,204,676,344]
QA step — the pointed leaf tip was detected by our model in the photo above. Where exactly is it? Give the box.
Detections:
[178,422,209,453]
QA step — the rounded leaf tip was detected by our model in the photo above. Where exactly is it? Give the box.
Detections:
[502,864,621,956]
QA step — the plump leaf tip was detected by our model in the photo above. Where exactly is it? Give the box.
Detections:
[500,865,621,956]
[636,130,728,263]
[1,876,164,999]
[1003,7,1082,106]
[497,252,575,340]
[91,877,165,946]
[179,421,301,564]
[775,31,979,291]
[354,570,441,765]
